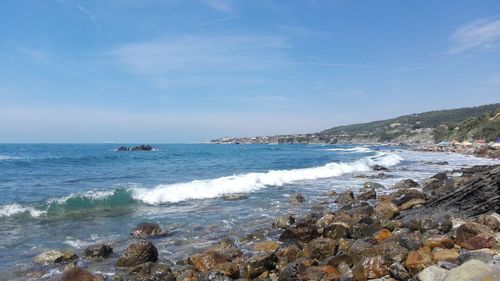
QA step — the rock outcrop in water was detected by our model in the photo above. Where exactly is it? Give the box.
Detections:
[116,145,155,151]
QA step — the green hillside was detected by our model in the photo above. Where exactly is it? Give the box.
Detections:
[320,103,500,142]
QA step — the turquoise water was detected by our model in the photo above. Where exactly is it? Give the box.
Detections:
[0,144,497,280]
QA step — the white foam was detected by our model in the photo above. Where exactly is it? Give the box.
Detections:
[0,203,46,218]
[323,147,372,153]
[131,152,403,204]
[0,154,19,160]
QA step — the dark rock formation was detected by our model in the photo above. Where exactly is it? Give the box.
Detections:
[116,241,158,267]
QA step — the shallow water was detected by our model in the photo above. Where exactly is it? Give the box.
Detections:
[0,144,498,280]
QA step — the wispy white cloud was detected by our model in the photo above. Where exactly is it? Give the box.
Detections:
[76,5,102,30]
[199,0,233,13]
[16,46,55,63]
[448,16,500,55]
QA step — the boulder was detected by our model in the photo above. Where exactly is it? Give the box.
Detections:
[394,179,420,189]
[363,181,385,190]
[431,249,459,263]
[303,238,337,260]
[374,201,399,219]
[289,193,306,204]
[128,262,175,281]
[273,215,295,229]
[373,228,393,242]
[242,252,276,279]
[373,165,389,171]
[197,271,232,281]
[405,248,434,275]
[443,259,497,281]
[423,235,454,250]
[57,267,103,281]
[130,222,167,238]
[417,265,448,281]
[478,212,500,231]
[212,262,240,279]
[301,265,340,281]
[323,222,350,240]
[352,255,389,280]
[116,241,158,267]
[253,241,280,252]
[357,188,376,200]
[389,262,410,281]
[335,191,354,205]
[84,244,113,259]
[400,199,426,211]
[188,250,232,272]
[456,222,496,250]
[34,250,77,265]
[117,145,154,151]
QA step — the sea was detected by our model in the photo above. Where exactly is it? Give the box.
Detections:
[0,144,498,280]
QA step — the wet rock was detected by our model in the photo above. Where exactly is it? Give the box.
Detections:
[222,193,248,201]
[253,241,280,252]
[116,241,158,267]
[57,267,103,281]
[400,198,426,211]
[373,165,389,171]
[242,252,276,279]
[84,244,113,259]
[316,214,335,232]
[283,218,319,243]
[406,248,434,275]
[389,262,410,281]
[301,265,340,281]
[198,271,232,281]
[458,251,494,264]
[324,190,337,197]
[117,145,154,151]
[431,249,459,263]
[273,215,295,229]
[417,265,448,281]
[374,201,399,219]
[188,250,232,272]
[456,222,496,250]
[442,259,497,281]
[303,238,337,260]
[175,269,197,281]
[212,262,240,279]
[323,222,349,240]
[326,254,354,268]
[34,250,77,265]
[289,193,306,204]
[129,262,175,281]
[363,181,385,190]
[352,255,389,280]
[130,222,167,238]
[374,228,393,242]
[357,188,376,200]
[278,261,304,281]
[394,179,420,189]
[337,261,353,279]
[335,191,354,205]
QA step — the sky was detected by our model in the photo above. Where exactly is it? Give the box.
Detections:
[1,0,500,143]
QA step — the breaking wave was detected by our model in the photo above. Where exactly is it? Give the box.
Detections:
[0,152,402,218]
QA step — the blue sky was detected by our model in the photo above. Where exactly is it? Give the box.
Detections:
[1,0,500,142]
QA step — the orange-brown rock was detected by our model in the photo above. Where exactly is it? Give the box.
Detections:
[405,248,434,275]
[374,228,393,242]
[423,235,455,249]
[456,222,496,250]
[57,267,103,281]
[253,241,280,252]
[352,255,389,280]
[212,262,240,278]
[301,265,340,281]
[188,250,232,272]
[431,249,459,263]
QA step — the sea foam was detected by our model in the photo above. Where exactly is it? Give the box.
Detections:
[131,152,402,204]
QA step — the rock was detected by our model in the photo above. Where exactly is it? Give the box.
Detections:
[188,250,232,272]
[301,265,340,281]
[458,251,494,264]
[373,165,389,171]
[324,190,337,196]
[117,145,154,151]
[57,267,103,281]
[374,228,393,242]
[374,201,399,219]
[423,235,454,249]
[34,250,77,265]
[478,213,500,231]
[84,244,113,259]
[212,262,240,279]
[352,255,389,280]
[326,254,354,268]
[175,270,197,281]
[253,241,280,252]
[289,193,306,204]
[198,271,232,281]
[303,238,337,260]
[129,262,175,281]
[335,191,354,205]
[389,262,410,281]
[456,222,496,250]
[278,261,304,281]
[242,252,275,279]
[431,249,459,263]
[394,179,420,189]
[273,215,296,230]
[363,181,386,189]
[323,222,350,240]
[275,243,302,265]
[417,265,448,281]
[406,248,434,275]
[357,188,377,200]
[400,199,426,211]
[130,222,167,238]
[222,193,248,201]
[316,214,336,232]
[442,259,496,281]
[116,241,158,267]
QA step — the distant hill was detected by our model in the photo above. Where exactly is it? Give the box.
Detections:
[211,103,500,144]
[319,103,500,143]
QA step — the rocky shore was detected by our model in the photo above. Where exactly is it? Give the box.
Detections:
[24,164,500,281]
[412,143,500,159]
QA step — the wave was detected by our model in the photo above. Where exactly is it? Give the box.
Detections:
[323,147,372,153]
[0,152,402,218]
[0,154,20,160]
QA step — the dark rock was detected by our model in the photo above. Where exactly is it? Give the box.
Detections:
[197,271,232,281]
[373,165,389,171]
[278,261,303,281]
[57,267,102,281]
[357,188,376,200]
[323,223,350,240]
[128,262,175,281]
[84,244,113,259]
[456,222,496,250]
[389,262,411,281]
[117,145,155,151]
[303,238,337,260]
[222,193,248,201]
[374,201,399,219]
[242,253,276,279]
[352,255,389,280]
[458,251,494,264]
[130,222,167,238]
[289,193,306,204]
[326,254,354,268]
[116,241,158,267]
[301,265,340,281]
[363,181,385,190]
[335,191,354,205]
[393,179,420,189]
[34,250,77,265]
[188,250,232,272]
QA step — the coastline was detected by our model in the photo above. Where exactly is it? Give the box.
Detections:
[16,148,500,281]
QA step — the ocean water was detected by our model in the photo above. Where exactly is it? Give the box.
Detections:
[0,144,498,280]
